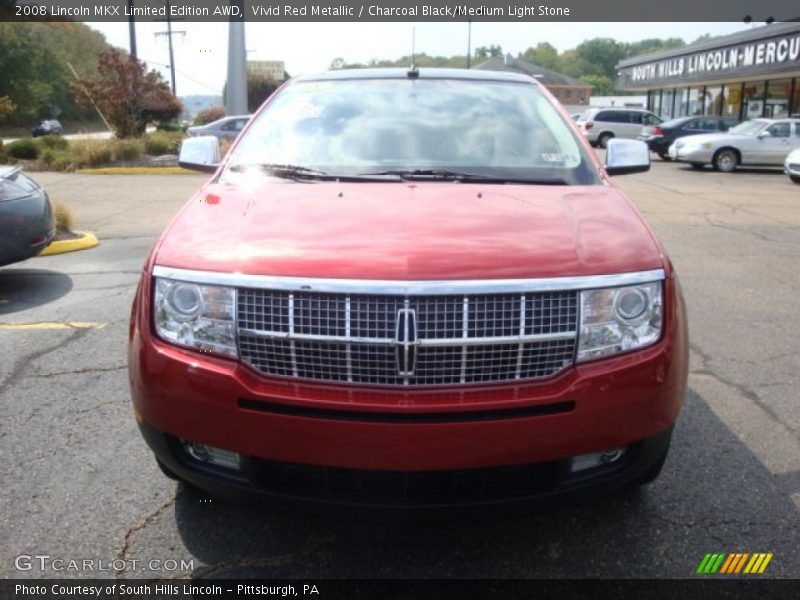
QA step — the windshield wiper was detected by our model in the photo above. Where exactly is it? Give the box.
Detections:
[359,168,493,181]
[228,163,333,180]
[359,168,568,185]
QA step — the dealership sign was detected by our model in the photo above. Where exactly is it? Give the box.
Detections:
[628,33,800,84]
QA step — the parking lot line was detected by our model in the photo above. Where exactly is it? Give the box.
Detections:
[0,322,107,330]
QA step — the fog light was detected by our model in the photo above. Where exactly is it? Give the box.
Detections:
[570,446,627,473]
[182,440,241,470]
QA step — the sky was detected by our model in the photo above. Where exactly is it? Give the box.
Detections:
[87,21,754,97]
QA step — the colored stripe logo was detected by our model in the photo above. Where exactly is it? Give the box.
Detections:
[697,552,773,574]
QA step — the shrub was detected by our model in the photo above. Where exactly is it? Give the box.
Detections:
[53,201,75,233]
[51,154,76,172]
[144,131,182,155]
[37,135,69,151]
[194,106,225,126]
[39,148,57,167]
[111,138,144,161]
[72,139,112,167]
[156,122,184,132]
[5,139,39,160]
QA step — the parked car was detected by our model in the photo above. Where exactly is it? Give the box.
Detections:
[638,116,738,160]
[0,167,55,267]
[668,118,800,172]
[186,115,250,142]
[131,68,688,511]
[576,107,662,148]
[31,119,63,137]
[784,147,800,184]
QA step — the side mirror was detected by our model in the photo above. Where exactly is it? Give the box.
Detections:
[178,136,220,173]
[604,138,650,176]
[757,130,772,139]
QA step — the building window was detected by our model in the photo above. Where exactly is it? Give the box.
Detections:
[650,90,662,117]
[564,89,572,99]
[725,83,743,120]
[687,86,704,115]
[765,79,792,118]
[704,86,724,116]
[791,79,800,118]
[742,81,766,119]
[660,89,675,119]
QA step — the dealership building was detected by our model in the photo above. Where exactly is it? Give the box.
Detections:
[616,22,800,121]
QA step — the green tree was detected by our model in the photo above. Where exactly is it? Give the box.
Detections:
[519,42,559,69]
[247,72,281,112]
[580,75,615,96]
[474,45,503,59]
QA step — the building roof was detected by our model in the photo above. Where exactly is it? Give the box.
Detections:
[617,22,800,68]
[475,55,592,88]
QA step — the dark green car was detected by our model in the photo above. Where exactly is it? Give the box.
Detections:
[0,167,55,267]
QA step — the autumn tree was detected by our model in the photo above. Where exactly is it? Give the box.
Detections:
[0,95,16,121]
[72,50,182,138]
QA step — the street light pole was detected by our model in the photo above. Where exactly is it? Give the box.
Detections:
[225,3,248,115]
[128,0,137,59]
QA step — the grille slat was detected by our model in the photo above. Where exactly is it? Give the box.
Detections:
[238,288,578,386]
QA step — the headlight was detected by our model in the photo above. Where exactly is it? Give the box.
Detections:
[153,277,237,358]
[577,282,662,362]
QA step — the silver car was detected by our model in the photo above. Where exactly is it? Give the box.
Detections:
[668,118,800,172]
[187,115,250,142]
[576,108,661,148]
[785,147,800,184]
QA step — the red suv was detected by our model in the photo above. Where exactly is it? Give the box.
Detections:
[128,69,688,511]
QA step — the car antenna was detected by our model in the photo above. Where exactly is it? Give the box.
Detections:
[407,27,419,78]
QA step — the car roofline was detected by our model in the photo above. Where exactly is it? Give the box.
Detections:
[292,67,538,85]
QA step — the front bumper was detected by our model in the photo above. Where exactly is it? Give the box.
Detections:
[669,145,713,163]
[140,419,673,512]
[640,136,669,154]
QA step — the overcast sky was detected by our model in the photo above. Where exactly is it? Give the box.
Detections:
[87,21,752,97]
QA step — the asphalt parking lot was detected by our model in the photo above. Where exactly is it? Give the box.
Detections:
[1,159,799,579]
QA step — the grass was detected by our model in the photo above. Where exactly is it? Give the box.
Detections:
[76,166,196,175]
[5,131,188,171]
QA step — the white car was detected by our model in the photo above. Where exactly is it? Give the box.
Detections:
[575,108,661,148]
[668,118,800,172]
[785,147,800,184]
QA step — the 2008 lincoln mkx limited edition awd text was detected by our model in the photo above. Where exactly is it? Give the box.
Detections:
[128,68,688,511]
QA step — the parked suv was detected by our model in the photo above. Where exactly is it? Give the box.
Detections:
[129,69,688,511]
[577,108,661,148]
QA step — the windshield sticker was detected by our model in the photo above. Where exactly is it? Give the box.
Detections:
[541,153,578,163]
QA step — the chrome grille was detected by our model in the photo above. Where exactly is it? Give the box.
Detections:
[238,288,578,386]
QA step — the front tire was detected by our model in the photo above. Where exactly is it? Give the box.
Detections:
[713,148,738,173]
[598,133,614,149]
[690,163,705,170]
[658,152,671,161]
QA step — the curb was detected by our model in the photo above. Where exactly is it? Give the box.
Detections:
[39,232,99,256]
[75,167,195,175]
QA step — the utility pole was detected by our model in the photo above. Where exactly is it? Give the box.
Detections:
[154,0,185,95]
[466,20,472,68]
[128,0,137,59]
[225,3,248,115]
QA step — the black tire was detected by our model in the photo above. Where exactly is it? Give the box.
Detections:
[636,445,670,486]
[713,148,739,173]
[598,133,614,149]
[658,152,671,161]
[790,175,800,184]
[690,163,705,170]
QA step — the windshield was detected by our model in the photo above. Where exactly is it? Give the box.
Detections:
[728,120,767,136]
[224,77,600,185]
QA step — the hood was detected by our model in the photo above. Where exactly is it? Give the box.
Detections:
[154,180,664,280]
